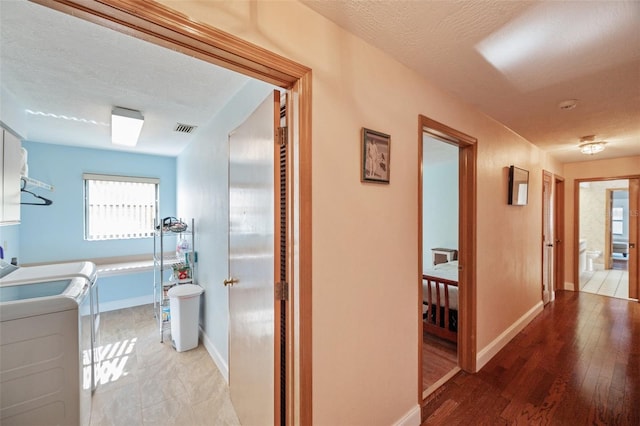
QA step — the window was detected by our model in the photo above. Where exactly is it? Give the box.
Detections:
[83,174,159,240]
[612,207,624,235]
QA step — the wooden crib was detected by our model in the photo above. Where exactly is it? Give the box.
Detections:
[422,273,458,343]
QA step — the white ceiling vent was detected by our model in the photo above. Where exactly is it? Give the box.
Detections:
[174,123,197,134]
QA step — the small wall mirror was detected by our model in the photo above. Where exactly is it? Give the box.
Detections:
[508,165,529,206]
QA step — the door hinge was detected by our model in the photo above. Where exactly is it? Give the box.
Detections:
[276,281,289,301]
[278,126,288,147]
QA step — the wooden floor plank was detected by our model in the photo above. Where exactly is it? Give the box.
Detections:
[421,291,640,425]
[422,332,457,392]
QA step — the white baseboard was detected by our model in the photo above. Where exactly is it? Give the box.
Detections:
[422,366,460,400]
[200,326,229,384]
[99,295,153,312]
[392,404,421,426]
[476,301,543,371]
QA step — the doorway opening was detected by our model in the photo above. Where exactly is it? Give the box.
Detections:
[421,134,459,394]
[418,115,477,402]
[576,178,639,301]
[37,1,313,424]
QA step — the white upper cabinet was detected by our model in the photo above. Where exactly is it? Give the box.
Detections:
[1,128,21,225]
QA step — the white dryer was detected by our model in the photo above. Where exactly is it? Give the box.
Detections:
[0,261,100,392]
[0,277,92,426]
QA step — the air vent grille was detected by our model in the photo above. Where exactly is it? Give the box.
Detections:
[174,123,197,134]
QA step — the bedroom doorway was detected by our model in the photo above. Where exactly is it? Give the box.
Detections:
[421,134,459,394]
[418,115,477,401]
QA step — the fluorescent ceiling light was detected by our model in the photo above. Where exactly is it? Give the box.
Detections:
[111,107,144,146]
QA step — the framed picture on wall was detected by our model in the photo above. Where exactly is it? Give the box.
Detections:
[362,128,391,183]
[508,165,529,205]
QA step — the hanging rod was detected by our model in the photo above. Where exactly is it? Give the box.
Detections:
[21,176,54,192]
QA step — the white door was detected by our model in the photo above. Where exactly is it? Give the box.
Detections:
[228,90,280,425]
[542,171,553,304]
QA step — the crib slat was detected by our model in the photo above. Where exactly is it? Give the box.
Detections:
[422,274,458,343]
[434,280,441,327]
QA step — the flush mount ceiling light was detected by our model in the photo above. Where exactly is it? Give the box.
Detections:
[579,135,606,155]
[111,107,144,146]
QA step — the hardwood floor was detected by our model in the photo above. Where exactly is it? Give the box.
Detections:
[422,332,458,393]
[421,291,640,425]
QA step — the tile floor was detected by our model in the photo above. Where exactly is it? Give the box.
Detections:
[579,268,630,299]
[90,304,240,426]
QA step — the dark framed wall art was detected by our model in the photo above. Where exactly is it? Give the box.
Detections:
[362,128,391,184]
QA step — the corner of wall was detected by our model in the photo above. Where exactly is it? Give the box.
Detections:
[476,301,544,371]
[200,327,229,384]
[392,404,422,426]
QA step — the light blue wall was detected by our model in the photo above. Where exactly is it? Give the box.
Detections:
[423,147,459,269]
[98,271,155,311]
[0,224,19,263]
[20,141,176,264]
[177,79,275,377]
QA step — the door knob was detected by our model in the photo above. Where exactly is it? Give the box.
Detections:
[630,243,636,249]
[224,277,239,287]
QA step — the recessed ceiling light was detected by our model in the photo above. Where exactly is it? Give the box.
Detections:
[558,99,578,110]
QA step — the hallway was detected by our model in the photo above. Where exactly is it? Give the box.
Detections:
[421,291,640,424]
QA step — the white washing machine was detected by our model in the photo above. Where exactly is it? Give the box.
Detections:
[0,276,92,426]
[0,261,100,392]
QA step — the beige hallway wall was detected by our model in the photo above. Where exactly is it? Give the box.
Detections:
[160,1,563,424]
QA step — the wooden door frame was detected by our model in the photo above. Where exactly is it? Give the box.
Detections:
[553,176,565,292]
[573,175,639,303]
[33,1,313,423]
[629,179,639,300]
[605,187,628,270]
[418,115,477,403]
[605,188,615,270]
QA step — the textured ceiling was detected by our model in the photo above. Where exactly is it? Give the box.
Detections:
[0,0,250,157]
[1,0,638,163]
[302,0,640,163]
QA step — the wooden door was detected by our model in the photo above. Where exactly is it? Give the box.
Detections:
[629,178,639,300]
[542,171,553,304]
[228,90,281,425]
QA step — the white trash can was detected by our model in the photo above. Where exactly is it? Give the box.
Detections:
[168,284,204,352]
